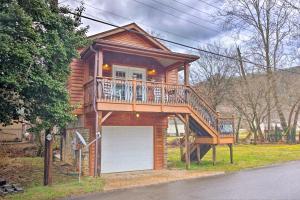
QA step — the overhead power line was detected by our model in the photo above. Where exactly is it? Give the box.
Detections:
[173,0,216,16]
[70,0,228,49]
[65,11,300,76]
[196,0,222,11]
[149,0,214,22]
[131,0,220,33]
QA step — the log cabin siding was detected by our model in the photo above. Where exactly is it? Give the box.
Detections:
[102,30,161,50]
[166,68,178,84]
[84,112,96,176]
[68,59,86,114]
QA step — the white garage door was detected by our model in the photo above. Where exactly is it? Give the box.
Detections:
[101,126,153,173]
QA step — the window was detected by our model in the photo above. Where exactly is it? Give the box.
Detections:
[132,73,143,80]
[115,71,126,79]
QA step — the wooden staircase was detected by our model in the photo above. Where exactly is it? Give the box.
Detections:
[94,77,234,164]
[179,86,235,165]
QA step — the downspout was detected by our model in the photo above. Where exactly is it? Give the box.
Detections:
[90,45,99,177]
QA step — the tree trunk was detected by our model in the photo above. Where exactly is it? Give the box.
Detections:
[270,74,288,130]
[236,115,242,144]
[44,129,53,186]
[174,117,180,137]
[255,117,264,142]
[291,104,300,144]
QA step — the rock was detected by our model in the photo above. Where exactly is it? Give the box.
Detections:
[0,178,6,186]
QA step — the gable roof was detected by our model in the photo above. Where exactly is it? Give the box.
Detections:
[88,23,171,52]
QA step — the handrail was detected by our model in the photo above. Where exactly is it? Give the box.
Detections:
[91,77,233,136]
[186,86,217,117]
[97,76,188,87]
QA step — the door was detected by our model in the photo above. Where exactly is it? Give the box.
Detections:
[112,65,147,101]
[101,126,154,173]
[113,65,146,81]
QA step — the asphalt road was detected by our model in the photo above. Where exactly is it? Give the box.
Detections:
[69,161,300,200]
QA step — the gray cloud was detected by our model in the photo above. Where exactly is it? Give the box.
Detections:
[61,0,227,53]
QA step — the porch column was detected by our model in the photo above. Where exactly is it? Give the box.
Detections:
[97,111,102,176]
[184,63,190,86]
[196,145,201,165]
[212,144,216,165]
[185,114,190,169]
[97,49,103,77]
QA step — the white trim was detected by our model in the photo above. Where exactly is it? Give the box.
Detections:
[112,65,146,81]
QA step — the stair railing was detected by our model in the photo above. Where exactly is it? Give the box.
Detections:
[185,86,218,130]
[218,115,235,137]
[95,77,234,136]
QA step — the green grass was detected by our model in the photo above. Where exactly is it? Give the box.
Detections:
[1,157,104,200]
[4,144,300,200]
[4,177,104,200]
[168,144,300,172]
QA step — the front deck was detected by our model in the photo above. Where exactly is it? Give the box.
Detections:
[84,77,235,144]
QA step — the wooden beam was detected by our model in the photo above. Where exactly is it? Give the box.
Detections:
[101,111,112,123]
[196,145,201,165]
[165,61,183,72]
[212,144,216,166]
[184,114,190,169]
[184,63,190,86]
[229,144,233,164]
[97,111,102,176]
[176,113,186,124]
[97,50,103,77]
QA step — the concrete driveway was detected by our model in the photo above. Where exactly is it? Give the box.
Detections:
[68,160,300,200]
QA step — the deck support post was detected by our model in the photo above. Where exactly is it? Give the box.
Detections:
[212,144,216,166]
[184,114,190,169]
[97,111,102,176]
[228,144,233,164]
[196,145,201,165]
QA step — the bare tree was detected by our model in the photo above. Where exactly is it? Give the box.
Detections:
[220,0,300,140]
[227,47,269,143]
[190,42,236,109]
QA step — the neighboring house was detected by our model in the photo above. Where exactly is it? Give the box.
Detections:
[167,117,185,136]
[62,23,234,176]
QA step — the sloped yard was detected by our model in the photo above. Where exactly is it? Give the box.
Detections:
[2,144,300,200]
[0,156,103,200]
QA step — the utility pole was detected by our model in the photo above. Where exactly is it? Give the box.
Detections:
[44,129,53,186]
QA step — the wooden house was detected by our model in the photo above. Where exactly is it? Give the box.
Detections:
[64,23,234,176]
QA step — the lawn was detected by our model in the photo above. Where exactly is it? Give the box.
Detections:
[3,144,300,200]
[1,157,104,200]
[168,144,300,172]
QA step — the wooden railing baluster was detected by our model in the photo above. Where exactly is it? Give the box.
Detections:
[93,77,234,137]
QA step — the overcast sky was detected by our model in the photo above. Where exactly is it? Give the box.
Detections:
[60,0,235,54]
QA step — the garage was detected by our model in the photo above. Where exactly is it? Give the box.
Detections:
[101,126,154,173]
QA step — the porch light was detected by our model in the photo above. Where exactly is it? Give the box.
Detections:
[136,113,140,118]
[103,63,111,71]
[147,69,156,76]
